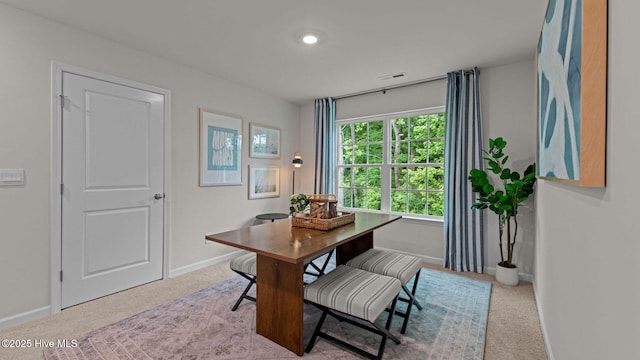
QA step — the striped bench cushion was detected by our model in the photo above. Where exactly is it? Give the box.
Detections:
[304,265,401,323]
[346,249,422,284]
[230,251,333,277]
[230,253,257,276]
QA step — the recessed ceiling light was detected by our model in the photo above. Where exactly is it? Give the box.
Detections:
[295,29,325,46]
[302,34,318,45]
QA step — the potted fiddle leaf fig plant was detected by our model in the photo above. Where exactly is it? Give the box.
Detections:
[468,137,536,286]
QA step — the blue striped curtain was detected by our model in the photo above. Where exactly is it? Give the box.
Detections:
[443,68,484,273]
[314,98,336,194]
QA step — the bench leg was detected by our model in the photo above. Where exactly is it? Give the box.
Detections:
[406,269,423,310]
[305,311,328,354]
[399,269,422,333]
[304,249,335,277]
[385,270,423,334]
[231,272,256,311]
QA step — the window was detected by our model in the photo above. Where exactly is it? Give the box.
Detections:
[336,107,445,219]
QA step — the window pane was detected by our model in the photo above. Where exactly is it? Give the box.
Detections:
[399,167,409,188]
[390,167,397,188]
[391,141,408,164]
[390,167,407,189]
[339,167,352,187]
[428,166,444,190]
[353,167,367,187]
[340,146,353,165]
[366,189,381,210]
[368,167,381,187]
[428,191,444,216]
[410,140,427,163]
[429,139,444,163]
[340,124,353,144]
[391,190,406,212]
[353,188,366,208]
[340,187,352,207]
[354,123,368,144]
[353,144,367,164]
[368,143,383,164]
[410,116,428,140]
[391,118,408,141]
[408,191,427,215]
[429,113,446,138]
[369,121,384,142]
[407,167,426,191]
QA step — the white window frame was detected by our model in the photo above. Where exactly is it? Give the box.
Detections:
[335,106,445,220]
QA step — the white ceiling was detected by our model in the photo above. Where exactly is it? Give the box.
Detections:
[1,0,548,104]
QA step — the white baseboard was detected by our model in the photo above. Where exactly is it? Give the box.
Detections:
[374,246,535,282]
[374,246,443,266]
[169,251,245,278]
[419,254,444,266]
[0,253,244,330]
[532,278,554,360]
[0,306,50,330]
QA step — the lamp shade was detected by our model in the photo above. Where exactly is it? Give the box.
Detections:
[292,152,303,167]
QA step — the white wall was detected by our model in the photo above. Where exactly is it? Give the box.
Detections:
[535,2,640,359]
[0,4,299,321]
[299,60,537,272]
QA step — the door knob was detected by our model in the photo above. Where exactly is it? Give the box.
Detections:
[154,193,164,200]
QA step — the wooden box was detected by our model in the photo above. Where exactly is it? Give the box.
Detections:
[308,194,338,219]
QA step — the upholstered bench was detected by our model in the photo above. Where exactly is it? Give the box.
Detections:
[346,248,423,334]
[304,265,402,360]
[229,249,335,311]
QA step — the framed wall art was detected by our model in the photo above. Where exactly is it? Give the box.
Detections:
[199,108,243,186]
[537,0,607,187]
[249,123,281,159]
[248,165,280,199]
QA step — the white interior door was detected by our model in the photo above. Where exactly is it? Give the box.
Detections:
[61,72,165,308]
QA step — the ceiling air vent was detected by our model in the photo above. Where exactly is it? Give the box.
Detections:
[378,72,406,81]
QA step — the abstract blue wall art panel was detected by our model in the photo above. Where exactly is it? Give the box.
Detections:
[537,0,582,181]
[537,0,607,187]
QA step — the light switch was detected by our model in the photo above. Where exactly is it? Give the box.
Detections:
[0,169,25,186]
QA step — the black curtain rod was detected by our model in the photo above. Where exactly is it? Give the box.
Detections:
[333,75,446,100]
[333,70,475,101]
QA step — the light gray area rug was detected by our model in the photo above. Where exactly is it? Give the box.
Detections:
[44,268,491,360]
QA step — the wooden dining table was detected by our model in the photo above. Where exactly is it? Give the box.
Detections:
[205,212,401,356]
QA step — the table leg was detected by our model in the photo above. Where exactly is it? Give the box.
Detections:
[256,254,305,356]
[336,231,374,265]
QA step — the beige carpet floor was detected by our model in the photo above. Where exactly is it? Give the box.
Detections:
[0,262,547,360]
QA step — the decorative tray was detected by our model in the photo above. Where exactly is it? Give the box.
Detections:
[291,212,355,231]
